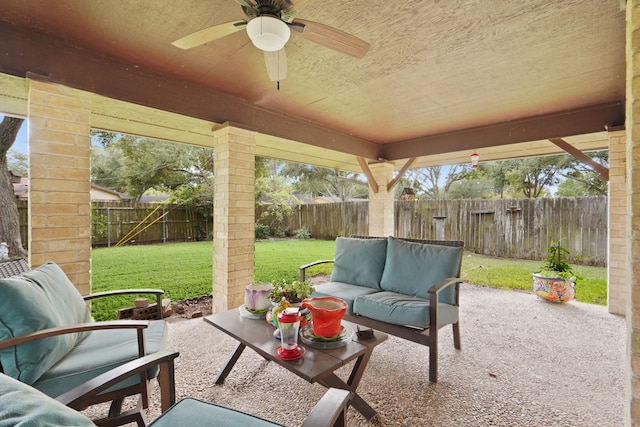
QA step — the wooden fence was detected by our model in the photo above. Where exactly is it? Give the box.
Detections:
[17,196,607,266]
[90,202,211,247]
[258,196,607,266]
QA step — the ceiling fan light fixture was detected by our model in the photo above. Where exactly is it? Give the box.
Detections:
[247,16,290,52]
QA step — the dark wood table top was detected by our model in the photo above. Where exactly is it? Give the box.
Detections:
[204,309,388,383]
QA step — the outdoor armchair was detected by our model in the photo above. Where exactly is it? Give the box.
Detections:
[0,370,351,427]
[0,260,176,426]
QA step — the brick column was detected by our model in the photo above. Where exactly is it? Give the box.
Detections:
[27,78,91,295]
[627,2,640,425]
[212,125,255,312]
[368,162,395,237]
[609,130,627,315]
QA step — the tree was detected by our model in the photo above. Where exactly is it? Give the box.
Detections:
[503,155,572,198]
[7,150,27,176]
[400,165,469,200]
[556,150,608,196]
[281,162,367,201]
[90,132,214,201]
[0,116,27,258]
[256,174,299,237]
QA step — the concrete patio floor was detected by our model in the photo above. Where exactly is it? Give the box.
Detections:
[141,283,624,426]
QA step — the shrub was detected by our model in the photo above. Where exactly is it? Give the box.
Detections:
[293,226,311,240]
[255,223,271,240]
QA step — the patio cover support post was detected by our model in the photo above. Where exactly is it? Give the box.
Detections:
[27,77,92,295]
[367,162,395,237]
[626,1,640,425]
[212,124,256,312]
[607,130,626,316]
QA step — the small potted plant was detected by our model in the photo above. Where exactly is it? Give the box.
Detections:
[532,241,577,303]
[266,280,315,331]
[268,280,315,305]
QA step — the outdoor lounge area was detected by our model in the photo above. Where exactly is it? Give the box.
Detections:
[0,1,636,425]
[128,283,623,426]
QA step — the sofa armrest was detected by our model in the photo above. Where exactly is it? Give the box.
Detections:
[0,320,150,356]
[301,388,351,427]
[299,260,334,282]
[428,277,464,297]
[84,289,165,319]
[56,349,180,413]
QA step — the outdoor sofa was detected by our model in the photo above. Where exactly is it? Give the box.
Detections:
[300,236,465,383]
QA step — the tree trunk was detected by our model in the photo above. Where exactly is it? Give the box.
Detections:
[0,116,27,259]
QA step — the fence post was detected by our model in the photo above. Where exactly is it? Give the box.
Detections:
[107,207,111,248]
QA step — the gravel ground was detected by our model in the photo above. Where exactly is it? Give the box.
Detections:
[90,283,625,426]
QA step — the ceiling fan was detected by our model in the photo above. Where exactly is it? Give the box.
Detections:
[171,0,370,83]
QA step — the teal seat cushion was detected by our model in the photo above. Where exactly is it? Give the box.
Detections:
[353,291,459,328]
[0,262,93,385]
[312,282,379,315]
[33,319,168,398]
[380,237,463,303]
[148,398,285,427]
[0,372,95,427]
[330,237,387,290]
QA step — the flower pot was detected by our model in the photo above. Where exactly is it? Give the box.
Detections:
[244,283,273,312]
[532,273,575,303]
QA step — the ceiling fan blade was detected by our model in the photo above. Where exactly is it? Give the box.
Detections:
[264,49,288,82]
[171,21,247,50]
[292,19,369,58]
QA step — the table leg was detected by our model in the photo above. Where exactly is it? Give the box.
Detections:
[214,342,246,385]
[319,372,377,420]
[317,350,378,420]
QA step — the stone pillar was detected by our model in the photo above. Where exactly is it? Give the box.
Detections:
[608,130,627,316]
[627,2,640,425]
[212,125,256,312]
[27,78,91,295]
[368,162,395,237]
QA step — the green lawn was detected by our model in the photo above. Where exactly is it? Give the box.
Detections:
[91,240,607,320]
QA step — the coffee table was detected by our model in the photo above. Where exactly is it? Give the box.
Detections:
[204,309,388,420]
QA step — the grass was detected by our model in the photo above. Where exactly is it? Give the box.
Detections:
[91,240,607,320]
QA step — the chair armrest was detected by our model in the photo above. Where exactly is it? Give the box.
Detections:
[301,388,351,427]
[428,277,464,297]
[56,349,180,412]
[299,260,334,282]
[0,320,149,350]
[84,289,165,319]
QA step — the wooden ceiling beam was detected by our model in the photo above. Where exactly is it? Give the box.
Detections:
[548,137,609,182]
[0,23,379,160]
[357,157,379,193]
[381,101,624,161]
[387,158,417,192]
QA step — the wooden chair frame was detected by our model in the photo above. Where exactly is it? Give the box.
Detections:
[300,236,464,383]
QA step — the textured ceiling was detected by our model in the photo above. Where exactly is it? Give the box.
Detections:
[0,0,626,171]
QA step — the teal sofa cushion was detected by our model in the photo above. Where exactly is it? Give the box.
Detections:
[311,282,379,315]
[0,372,95,427]
[330,237,387,289]
[353,291,459,328]
[33,319,168,398]
[380,237,463,303]
[148,398,285,427]
[0,262,93,385]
